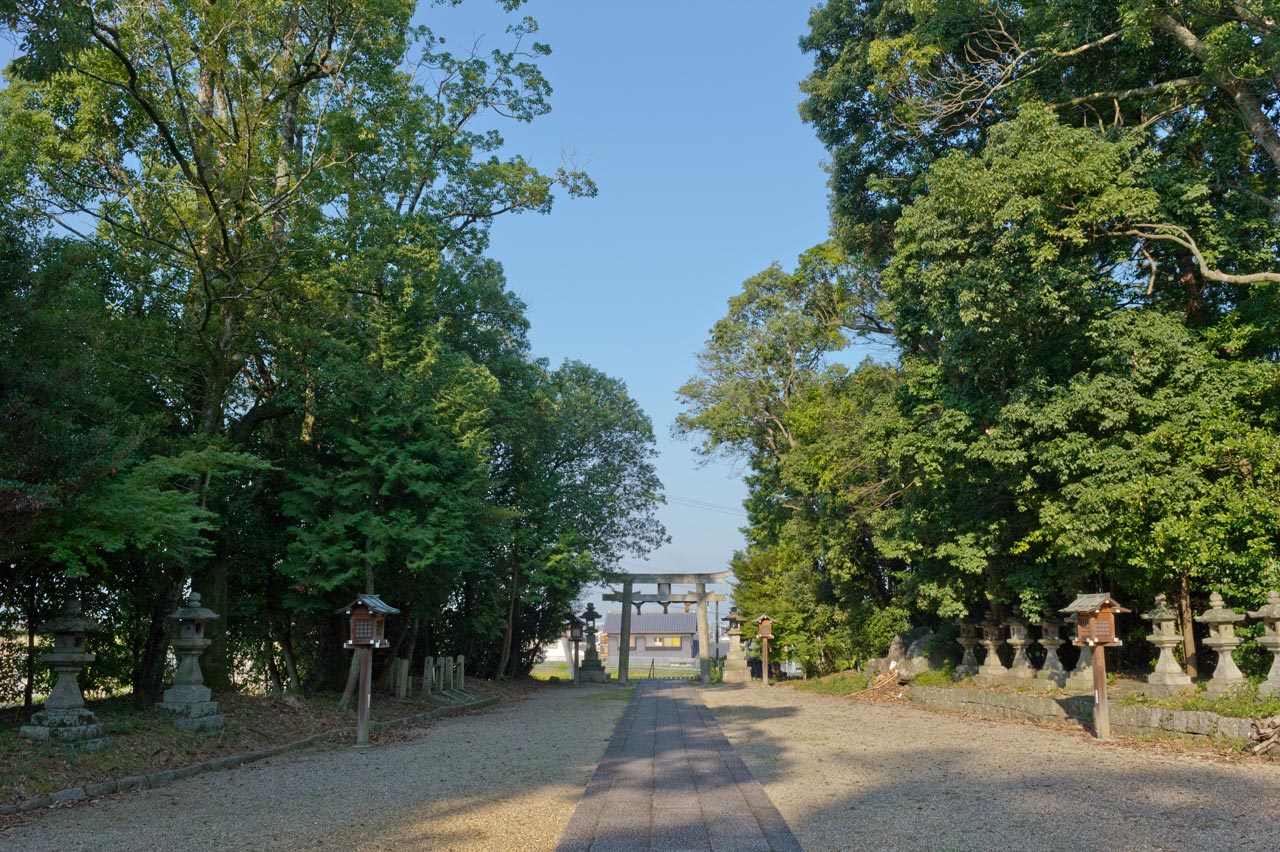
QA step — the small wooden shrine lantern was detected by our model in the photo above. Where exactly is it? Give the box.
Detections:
[755,614,773,639]
[335,594,399,748]
[1060,593,1129,741]
[338,594,399,649]
[1060,593,1129,647]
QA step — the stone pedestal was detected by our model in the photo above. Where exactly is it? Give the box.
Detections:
[1036,618,1067,688]
[1249,591,1280,697]
[156,593,224,733]
[955,622,979,679]
[1196,592,1246,697]
[1142,594,1194,697]
[975,616,1008,686]
[1064,627,1094,692]
[1003,609,1037,687]
[20,603,110,750]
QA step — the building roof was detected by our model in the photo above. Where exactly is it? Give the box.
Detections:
[602,612,697,635]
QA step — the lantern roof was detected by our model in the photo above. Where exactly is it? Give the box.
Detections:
[1194,591,1244,624]
[1249,590,1280,621]
[1142,593,1177,622]
[722,607,746,625]
[1060,593,1130,615]
[335,594,400,616]
[755,613,773,624]
[171,592,219,623]
[40,602,101,635]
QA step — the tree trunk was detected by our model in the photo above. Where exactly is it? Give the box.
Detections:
[193,531,233,691]
[134,570,185,705]
[496,555,520,678]
[338,652,359,710]
[1179,567,1199,679]
[263,638,284,695]
[279,616,302,693]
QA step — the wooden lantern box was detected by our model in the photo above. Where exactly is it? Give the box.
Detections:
[337,594,399,649]
[756,614,773,639]
[1060,593,1130,647]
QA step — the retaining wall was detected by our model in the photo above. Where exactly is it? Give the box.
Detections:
[905,685,1254,741]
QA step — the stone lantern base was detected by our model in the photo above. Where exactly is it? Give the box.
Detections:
[156,682,224,733]
[721,659,751,684]
[21,708,110,751]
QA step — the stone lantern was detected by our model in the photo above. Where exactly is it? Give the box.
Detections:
[19,602,109,749]
[1141,594,1193,696]
[1195,592,1246,697]
[1003,607,1037,685]
[975,612,1008,685]
[157,592,224,732]
[578,603,606,683]
[954,621,979,679]
[1248,591,1280,696]
[1036,618,1067,688]
[721,607,750,684]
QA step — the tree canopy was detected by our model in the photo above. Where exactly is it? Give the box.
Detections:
[0,0,665,705]
[681,0,1280,675]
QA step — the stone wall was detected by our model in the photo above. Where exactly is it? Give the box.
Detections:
[905,685,1255,742]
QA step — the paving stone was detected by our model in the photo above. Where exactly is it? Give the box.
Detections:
[554,680,799,852]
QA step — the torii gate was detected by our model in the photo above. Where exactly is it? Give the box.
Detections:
[603,571,730,685]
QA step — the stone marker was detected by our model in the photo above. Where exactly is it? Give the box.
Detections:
[156,592,225,733]
[422,656,434,694]
[392,658,410,698]
[20,603,110,749]
[1036,618,1067,688]
[443,655,455,691]
[1249,591,1280,696]
[1196,592,1246,697]
[1142,594,1194,696]
[455,655,466,691]
[434,657,446,692]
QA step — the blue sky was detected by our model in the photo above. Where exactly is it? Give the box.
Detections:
[426,1,835,594]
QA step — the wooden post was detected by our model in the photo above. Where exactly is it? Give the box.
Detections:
[762,637,770,687]
[356,646,373,748]
[619,580,633,684]
[1091,644,1110,741]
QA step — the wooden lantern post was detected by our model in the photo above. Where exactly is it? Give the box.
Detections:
[336,594,400,748]
[756,614,774,686]
[1060,593,1130,741]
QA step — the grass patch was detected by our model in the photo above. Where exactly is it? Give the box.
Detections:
[909,668,958,687]
[788,670,873,695]
[1119,681,1280,719]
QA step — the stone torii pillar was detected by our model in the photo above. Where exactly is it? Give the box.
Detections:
[603,571,731,685]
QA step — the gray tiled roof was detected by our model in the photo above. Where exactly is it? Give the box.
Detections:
[602,611,697,634]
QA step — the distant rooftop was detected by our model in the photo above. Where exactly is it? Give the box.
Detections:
[602,612,698,634]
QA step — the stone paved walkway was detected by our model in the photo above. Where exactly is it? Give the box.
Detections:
[555,680,801,852]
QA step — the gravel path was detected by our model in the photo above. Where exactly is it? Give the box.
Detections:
[699,684,1280,852]
[0,684,631,852]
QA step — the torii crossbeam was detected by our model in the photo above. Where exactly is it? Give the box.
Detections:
[602,571,731,685]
